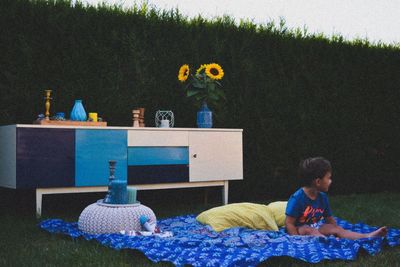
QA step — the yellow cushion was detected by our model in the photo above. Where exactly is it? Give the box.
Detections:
[196,202,278,232]
[267,201,288,227]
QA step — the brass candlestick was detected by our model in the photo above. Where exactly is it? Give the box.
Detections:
[44,89,52,120]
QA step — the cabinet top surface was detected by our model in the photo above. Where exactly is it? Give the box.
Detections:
[3,124,243,132]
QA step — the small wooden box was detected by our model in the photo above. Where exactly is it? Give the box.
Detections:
[33,120,107,127]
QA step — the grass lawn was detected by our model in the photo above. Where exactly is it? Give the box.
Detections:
[0,188,399,266]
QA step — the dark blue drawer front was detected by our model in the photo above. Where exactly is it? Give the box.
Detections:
[16,128,75,189]
[128,165,189,184]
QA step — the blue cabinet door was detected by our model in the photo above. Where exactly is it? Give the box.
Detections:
[75,130,127,186]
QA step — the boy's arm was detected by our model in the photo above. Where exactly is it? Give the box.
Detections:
[285,216,298,235]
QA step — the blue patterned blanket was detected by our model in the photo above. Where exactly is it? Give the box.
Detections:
[40,215,400,266]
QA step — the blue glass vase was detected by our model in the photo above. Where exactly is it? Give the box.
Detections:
[197,102,213,128]
[70,100,87,121]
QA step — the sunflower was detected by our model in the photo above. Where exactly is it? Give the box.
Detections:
[196,64,207,75]
[178,64,190,82]
[205,63,224,80]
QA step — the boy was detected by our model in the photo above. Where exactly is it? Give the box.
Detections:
[285,157,387,239]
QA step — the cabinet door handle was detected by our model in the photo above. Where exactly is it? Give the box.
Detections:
[193,154,197,158]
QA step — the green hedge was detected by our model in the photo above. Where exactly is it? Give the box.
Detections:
[1,0,399,200]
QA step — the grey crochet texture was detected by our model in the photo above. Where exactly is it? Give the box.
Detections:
[78,201,156,234]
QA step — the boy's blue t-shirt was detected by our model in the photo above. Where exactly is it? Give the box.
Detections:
[285,188,332,226]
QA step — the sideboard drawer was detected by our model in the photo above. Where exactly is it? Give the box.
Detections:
[127,130,188,147]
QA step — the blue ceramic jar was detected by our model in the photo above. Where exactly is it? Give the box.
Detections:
[197,102,213,128]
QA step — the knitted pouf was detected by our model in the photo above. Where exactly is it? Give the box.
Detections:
[78,200,156,234]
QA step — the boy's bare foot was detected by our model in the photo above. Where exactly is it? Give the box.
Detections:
[367,226,388,238]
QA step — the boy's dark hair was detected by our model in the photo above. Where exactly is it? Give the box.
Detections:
[298,157,332,186]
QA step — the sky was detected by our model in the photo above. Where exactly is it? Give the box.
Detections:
[78,0,400,45]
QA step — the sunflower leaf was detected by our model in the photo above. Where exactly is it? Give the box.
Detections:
[192,79,206,88]
[209,93,219,100]
[207,83,216,91]
[187,89,201,97]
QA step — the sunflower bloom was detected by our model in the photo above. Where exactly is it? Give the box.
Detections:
[205,63,224,80]
[196,64,207,75]
[178,64,190,82]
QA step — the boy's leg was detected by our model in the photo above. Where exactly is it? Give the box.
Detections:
[319,224,387,240]
[297,225,325,237]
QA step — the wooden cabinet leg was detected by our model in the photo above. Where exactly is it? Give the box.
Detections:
[36,189,43,218]
[222,181,229,205]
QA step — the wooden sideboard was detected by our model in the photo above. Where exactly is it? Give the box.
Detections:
[0,124,243,216]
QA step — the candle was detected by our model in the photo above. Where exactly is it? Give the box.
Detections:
[160,119,169,128]
[110,179,128,204]
[127,187,137,204]
[88,112,98,122]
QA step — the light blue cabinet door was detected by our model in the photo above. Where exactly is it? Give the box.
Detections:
[75,130,127,186]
